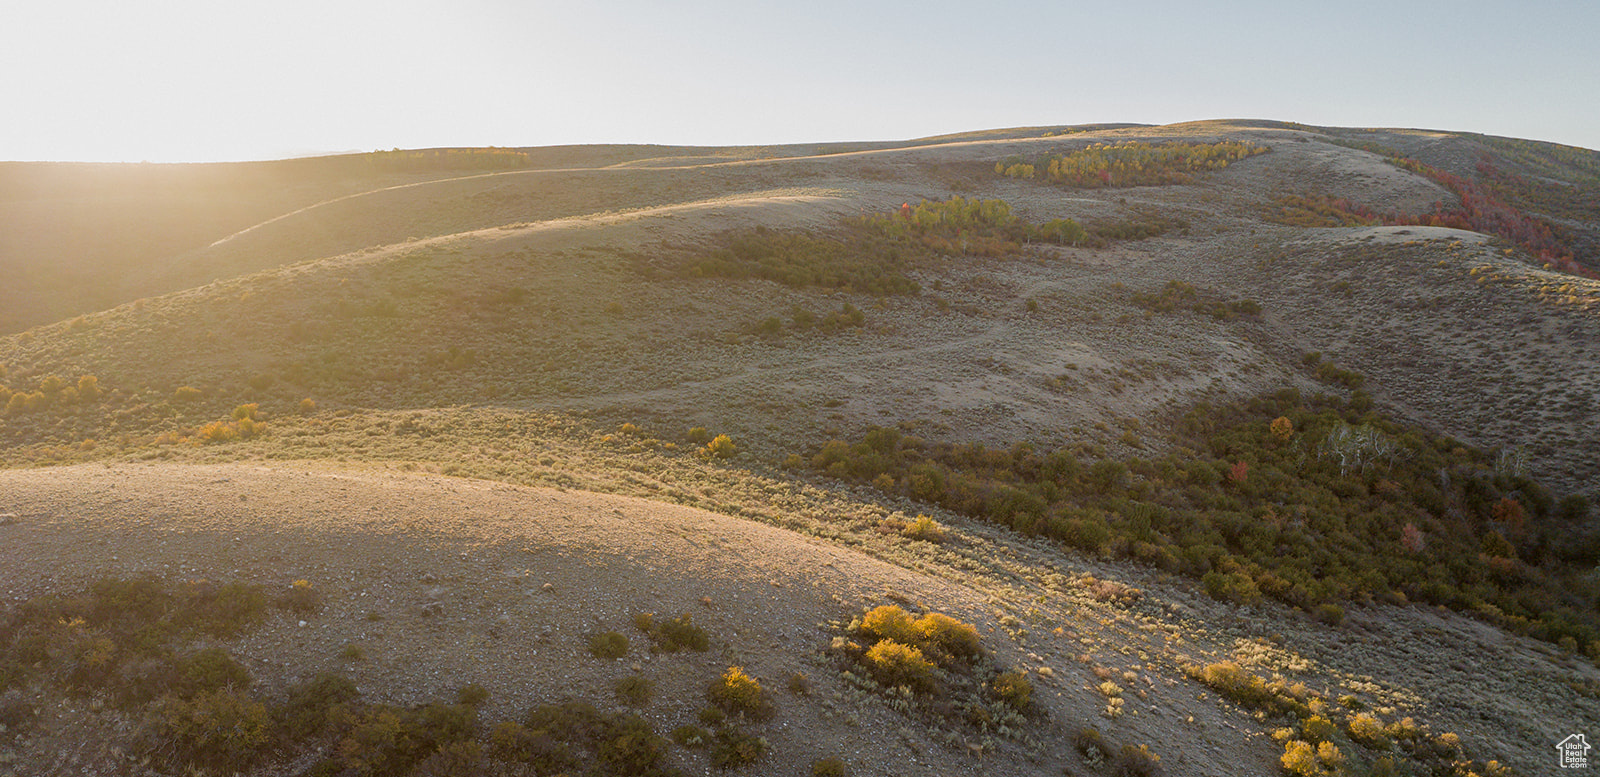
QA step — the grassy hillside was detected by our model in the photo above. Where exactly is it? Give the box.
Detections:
[2,121,1597,776]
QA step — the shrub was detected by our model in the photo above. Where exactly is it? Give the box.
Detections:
[812,756,848,777]
[991,670,1032,712]
[278,672,360,739]
[1281,740,1322,777]
[707,666,773,720]
[859,605,920,645]
[0,692,35,740]
[299,398,317,415]
[277,579,323,614]
[1111,744,1163,777]
[232,403,260,421]
[1348,712,1390,749]
[457,683,489,707]
[335,702,477,776]
[709,727,767,769]
[917,613,980,661]
[147,689,272,771]
[705,434,737,459]
[1270,416,1294,441]
[179,647,252,695]
[173,386,203,402]
[864,640,934,691]
[646,613,709,653]
[589,631,629,659]
[1312,603,1344,626]
[671,724,710,747]
[901,515,946,543]
[199,420,239,443]
[1075,727,1110,762]
[1301,715,1337,743]
[1186,662,1306,717]
[787,672,811,696]
[614,675,654,706]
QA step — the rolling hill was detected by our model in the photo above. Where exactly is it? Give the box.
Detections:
[1,121,1596,776]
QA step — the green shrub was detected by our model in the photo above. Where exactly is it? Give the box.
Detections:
[1010,140,1268,188]
[646,613,709,653]
[335,702,477,776]
[589,631,629,659]
[277,672,360,739]
[991,670,1032,712]
[1111,744,1163,777]
[276,579,323,614]
[812,756,849,777]
[179,647,251,695]
[457,683,489,707]
[709,727,767,769]
[1075,727,1110,762]
[147,689,272,772]
[671,724,710,747]
[489,720,575,773]
[614,675,654,706]
[593,714,671,776]
[0,692,37,741]
[1312,603,1345,626]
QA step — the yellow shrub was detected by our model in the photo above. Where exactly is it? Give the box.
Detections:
[1348,712,1390,749]
[860,605,920,645]
[705,434,737,459]
[1281,740,1325,777]
[901,515,946,543]
[200,421,239,443]
[916,612,979,659]
[1317,741,1343,769]
[1301,715,1337,743]
[707,666,770,718]
[864,640,933,689]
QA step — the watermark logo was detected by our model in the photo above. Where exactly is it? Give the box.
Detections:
[1558,734,1591,769]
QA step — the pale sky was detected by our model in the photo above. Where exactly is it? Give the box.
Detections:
[4,0,1597,162]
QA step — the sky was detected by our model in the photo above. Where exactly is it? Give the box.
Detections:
[3,0,1597,163]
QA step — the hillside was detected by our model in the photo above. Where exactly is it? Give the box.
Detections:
[1,121,1597,776]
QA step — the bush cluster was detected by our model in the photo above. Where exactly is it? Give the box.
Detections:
[1193,659,1511,777]
[1130,280,1262,321]
[634,612,710,653]
[803,390,1598,653]
[833,605,1034,741]
[999,140,1269,188]
[1,374,104,416]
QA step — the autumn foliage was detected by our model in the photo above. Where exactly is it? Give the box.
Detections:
[999,140,1269,188]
